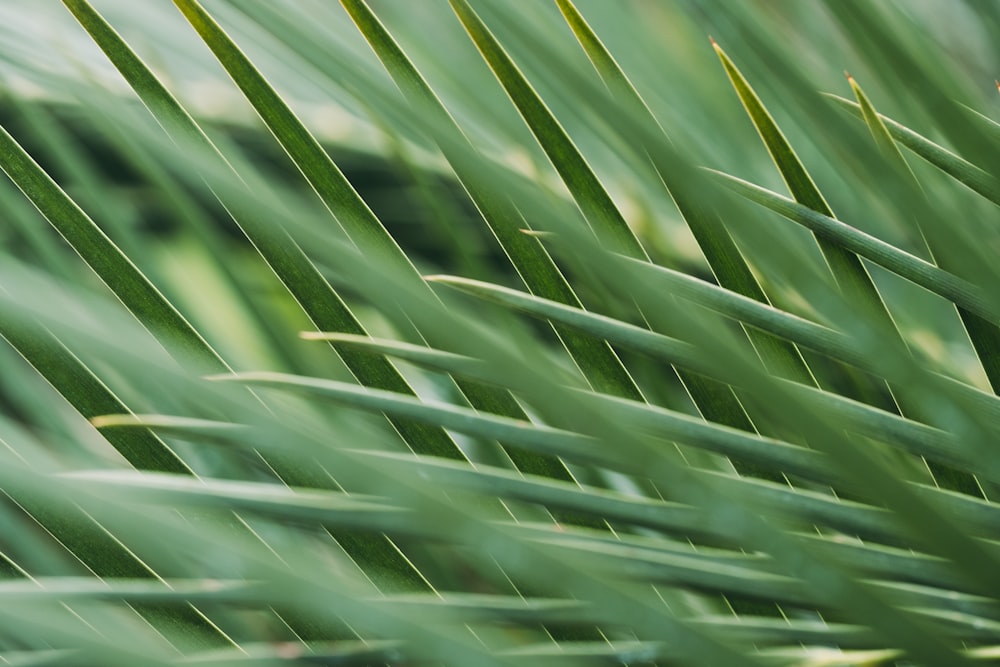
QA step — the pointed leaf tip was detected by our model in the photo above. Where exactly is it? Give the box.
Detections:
[89,414,144,429]
[204,373,239,382]
[90,415,120,429]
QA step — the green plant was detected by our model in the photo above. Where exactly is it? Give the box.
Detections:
[0,0,998,664]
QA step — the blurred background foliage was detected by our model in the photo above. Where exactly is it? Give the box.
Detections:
[0,1,999,665]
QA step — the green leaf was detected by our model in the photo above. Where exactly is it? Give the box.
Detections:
[424,275,1000,484]
[0,199,223,649]
[620,259,867,366]
[712,40,905,425]
[847,75,1000,395]
[449,0,646,260]
[170,0,420,280]
[420,276,1000,579]
[0,121,224,374]
[302,332,490,380]
[0,453,231,651]
[338,0,649,436]
[169,0,617,515]
[709,170,1000,324]
[844,74,998,498]
[361,450,984,597]
[827,93,1000,208]
[61,0,467,464]
[0,578,258,605]
[181,641,404,667]
[2,329,190,474]
[450,0,763,462]
[55,3,483,605]
[846,74,913,171]
[200,374,917,544]
[556,0,815,386]
[92,415,918,553]
[3,2,999,663]
[424,276,716,372]
[353,449,721,541]
[61,470,415,534]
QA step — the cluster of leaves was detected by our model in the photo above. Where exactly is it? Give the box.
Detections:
[0,1,998,665]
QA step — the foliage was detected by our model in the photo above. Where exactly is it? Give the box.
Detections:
[0,1,998,665]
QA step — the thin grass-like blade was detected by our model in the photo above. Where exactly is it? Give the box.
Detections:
[166,0,609,515]
[415,277,1000,583]
[338,0,646,411]
[307,332,994,483]
[449,0,761,458]
[848,75,1000,393]
[302,332,489,380]
[82,98,307,374]
[709,171,999,323]
[449,0,644,259]
[62,0,481,600]
[61,471,425,539]
[827,94,1000,208]
[96,409,990,558]
[9,3,999,662]
[325,0,674,524]
[620,259,865,365]
[712,42,892,318]
[199,374,917,542]
[0,100,234,648]
[0,123,224,373]
[555,0,815,386]
[170,0,422,278]
[61,0,466,463]
[181,642,404,667]
[712,40,912,433]
[425,276,1000,482]
[2,330,189,474]
[846,74,995,496]
[0,578,257,605]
